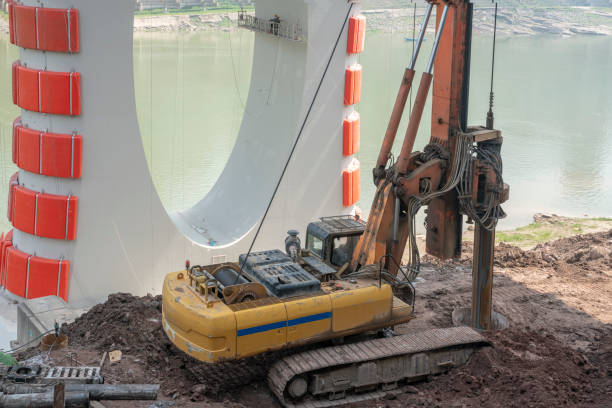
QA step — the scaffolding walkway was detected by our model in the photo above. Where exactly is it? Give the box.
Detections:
[238,11,305,43]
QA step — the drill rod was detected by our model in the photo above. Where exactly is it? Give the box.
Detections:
[396,4,449,175]
[375,3,433,172]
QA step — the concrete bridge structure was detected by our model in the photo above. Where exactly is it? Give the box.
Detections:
[1,0,365,307]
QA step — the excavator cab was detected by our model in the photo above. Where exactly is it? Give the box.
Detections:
[304,216,365,268]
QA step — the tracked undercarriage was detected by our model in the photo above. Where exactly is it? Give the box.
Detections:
[269,327,487,408]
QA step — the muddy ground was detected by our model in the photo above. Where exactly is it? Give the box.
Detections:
[17,229,612,407]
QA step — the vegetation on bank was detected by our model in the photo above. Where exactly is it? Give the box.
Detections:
[0,351,17,366]
[495,215,612,248]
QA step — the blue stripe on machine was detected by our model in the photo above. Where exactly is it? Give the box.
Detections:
[288,312,332,327]
[237,312,332,337]
[237,320,287,337]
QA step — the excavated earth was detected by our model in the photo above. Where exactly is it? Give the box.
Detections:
[17,229,612,407]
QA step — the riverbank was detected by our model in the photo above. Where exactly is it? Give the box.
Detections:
[366,6,612,36]
[132,6,612,35]
[0,6,610,35]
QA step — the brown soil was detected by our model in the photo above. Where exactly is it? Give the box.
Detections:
[17,230,612,407]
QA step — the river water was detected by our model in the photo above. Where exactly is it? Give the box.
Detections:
[0,31,610,235]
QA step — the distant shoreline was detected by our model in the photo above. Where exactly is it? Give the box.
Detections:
[0,6,611,36]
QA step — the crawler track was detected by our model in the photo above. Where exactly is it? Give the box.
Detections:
[268,326,488,408]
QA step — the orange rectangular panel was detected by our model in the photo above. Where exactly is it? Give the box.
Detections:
[11,62,18,105]
[12,118,20,164]
[14,5,37,49]
[11,5,79,53]
[347,15,366,54]
[15,127,41,174]
[0,239,6,288]
[352,165,361,204]
[11,186,37,235]
[5,248,28,298]
[68,9,80,53]
[344,65,362,106]
[343,112,360,156]
[1,230,14,289]
[70,73,82,115]
[0,231,13,289]
[27,256,69,300]
[356,15,366,53]
[1,243,13,289]
[342,160,361,207]
[37,8,80,53]
[353,67,362,104]
[344,69,355,106]
[15,65,40,112]
[8,2,15,44]
[7,173,18,222]
[36,194,78,240]
[57,259,69,300]
[39,71,81,116]
[347,17,359,54]
[342,170,353,207]
[41,132,83,179]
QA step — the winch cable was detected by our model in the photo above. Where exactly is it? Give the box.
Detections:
[410,1,416,113]
[234,3,355,283]
[486,2,498,129]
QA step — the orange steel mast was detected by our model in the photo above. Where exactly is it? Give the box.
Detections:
[351,0,507,330]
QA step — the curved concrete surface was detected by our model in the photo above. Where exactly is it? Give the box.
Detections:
[11,0,361,307]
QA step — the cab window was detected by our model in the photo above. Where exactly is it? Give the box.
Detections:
[331,235,359,267]
[306,233,324,258]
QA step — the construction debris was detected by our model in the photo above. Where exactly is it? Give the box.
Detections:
[109,351,122,363]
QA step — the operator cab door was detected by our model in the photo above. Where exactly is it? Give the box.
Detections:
[329,234,361,267]
[305,230,361,266]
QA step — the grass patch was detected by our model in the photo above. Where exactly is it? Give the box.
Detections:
[0,352,17,366]
[493,216,612,247]
[497,229,553,243]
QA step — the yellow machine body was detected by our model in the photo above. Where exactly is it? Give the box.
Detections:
[162,270,412,363]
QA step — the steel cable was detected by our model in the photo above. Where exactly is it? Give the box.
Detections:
[234,3,356,282]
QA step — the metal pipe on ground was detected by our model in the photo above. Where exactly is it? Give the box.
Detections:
[0,384,160,400]
[0,391,89,408]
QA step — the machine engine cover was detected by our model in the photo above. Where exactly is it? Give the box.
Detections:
[239,250,321,298]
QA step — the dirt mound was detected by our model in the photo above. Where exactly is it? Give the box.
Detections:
[60,293,284,402]
[422,229,612,271]
[494,229,612,270]
[362,327,611,408]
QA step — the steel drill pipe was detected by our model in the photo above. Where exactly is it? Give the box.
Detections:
[0,391,90,408]
[0,384,160,400]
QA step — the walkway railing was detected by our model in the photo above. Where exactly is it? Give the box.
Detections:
[238,12,305,43]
